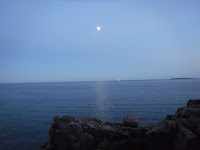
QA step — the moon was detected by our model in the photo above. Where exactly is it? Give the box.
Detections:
[96,26,101,31]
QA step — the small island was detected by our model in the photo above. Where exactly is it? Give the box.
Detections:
[170,78,194,80]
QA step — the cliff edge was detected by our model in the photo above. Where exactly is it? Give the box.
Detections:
[41,99,200,150]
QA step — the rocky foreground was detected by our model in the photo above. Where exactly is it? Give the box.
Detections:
[41,99,200,150]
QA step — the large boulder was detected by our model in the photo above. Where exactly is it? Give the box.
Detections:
[123,115,140,128]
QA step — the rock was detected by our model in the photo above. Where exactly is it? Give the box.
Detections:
[64,122,83,138]
[72,133,94,150]
[175,107,200,118]
[41,99,200,150]
[173,99,200,150]
[196,127,200,136]
[41,142,51,150]
[187,99,200,107]
[146,120,176,150]
[123,115,140,128]
[53,116,60,128]
[165,115,175,120]
[174,121,199,150]
[147,120,176,135]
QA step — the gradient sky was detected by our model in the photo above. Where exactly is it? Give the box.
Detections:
[0,0,200,83]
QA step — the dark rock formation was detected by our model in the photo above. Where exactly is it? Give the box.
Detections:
[41,99,200,150]
[123,115,140,128]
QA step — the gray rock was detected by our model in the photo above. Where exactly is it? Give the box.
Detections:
[196,127,200,136]
[175,107,200,118]
[187,99,200,107]
[174,121,199,150]
[41,142,51,150]
[63,122,83,139]
[72,133,94,150]
[41,99,200,150]
[146,120,176,150]
[147,120,176,135]
[52,116,60,128]
[123,115,140,128]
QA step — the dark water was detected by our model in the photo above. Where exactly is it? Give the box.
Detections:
[0,79,200,150]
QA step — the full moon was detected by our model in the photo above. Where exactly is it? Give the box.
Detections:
[96,26,101,31]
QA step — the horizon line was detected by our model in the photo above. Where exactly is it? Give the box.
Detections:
[0,78,198,84]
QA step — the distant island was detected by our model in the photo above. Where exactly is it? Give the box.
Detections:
[170,78,194,80]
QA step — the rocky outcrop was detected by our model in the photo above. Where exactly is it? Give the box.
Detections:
[123,115,140,128]
[41,99,200,150]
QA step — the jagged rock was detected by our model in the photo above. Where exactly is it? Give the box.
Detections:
[175,107,200,118]
[52,116,60,128]
[123,115,140,128]
[72,133,94,150]
[174,122,200,150]
[146,120,176,150]
[41,99,200,150]
[172,99,200,150]
[64,122,83,138]
[196,127,200,136]
[187,99,200,107]
[41,142,51,150]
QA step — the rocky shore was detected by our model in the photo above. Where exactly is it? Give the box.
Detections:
[41,99,200,150]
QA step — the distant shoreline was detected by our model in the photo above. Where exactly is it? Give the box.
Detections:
[170,78,194,80]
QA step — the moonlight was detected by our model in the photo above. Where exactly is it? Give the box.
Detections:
[96,26,101,31]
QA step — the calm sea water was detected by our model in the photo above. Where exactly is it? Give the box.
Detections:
[0,79,200,150]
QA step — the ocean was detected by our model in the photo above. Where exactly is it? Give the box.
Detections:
[0,79,200,150]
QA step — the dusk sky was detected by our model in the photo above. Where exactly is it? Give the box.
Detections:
[0,0,200,83]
